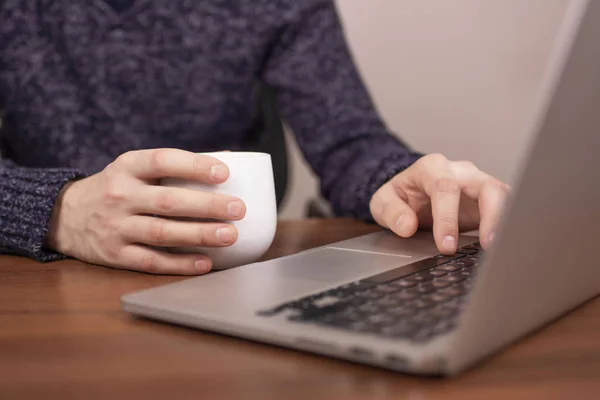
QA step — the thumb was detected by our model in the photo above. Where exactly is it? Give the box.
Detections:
[370,184,419,238]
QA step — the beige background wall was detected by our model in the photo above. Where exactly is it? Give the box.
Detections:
[279,0,570,219]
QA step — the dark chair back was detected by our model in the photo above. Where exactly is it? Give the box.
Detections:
[245,84,289,210]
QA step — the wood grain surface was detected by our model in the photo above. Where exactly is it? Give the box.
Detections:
[1,219,599,400]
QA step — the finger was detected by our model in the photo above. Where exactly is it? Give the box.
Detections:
[370,185,418,237]
[449,161,489,199]
[133,185,246,220]
[477,178,510,249]
[429,177,461,254]
[115,149,229,183]
[449,161,510,248]
[122,215,238,248]
[117,245,213,275]
[415,158,462,253]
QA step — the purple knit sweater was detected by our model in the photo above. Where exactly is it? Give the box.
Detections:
[0,0,422,261]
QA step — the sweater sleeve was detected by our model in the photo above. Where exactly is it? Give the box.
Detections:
[260,0,423,221]
[0,157,83,261]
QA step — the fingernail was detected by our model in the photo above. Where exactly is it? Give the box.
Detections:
[442,235,457,252]
[210,165,227,181]
[194,259,211,273]
[216,227,234,244]
[395,214,406,228]
[228,201,243,219]
[489,232,496,243]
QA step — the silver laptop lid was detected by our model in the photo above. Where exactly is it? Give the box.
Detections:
[448,0,600,373]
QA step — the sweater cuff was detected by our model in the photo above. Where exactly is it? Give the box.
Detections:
[356,151,424,222]
[0,166,84,261]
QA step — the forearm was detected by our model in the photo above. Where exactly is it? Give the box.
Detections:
[0,158,83,261]
[261,0,423,219]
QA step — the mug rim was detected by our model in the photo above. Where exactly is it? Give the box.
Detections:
[200,151,271,161]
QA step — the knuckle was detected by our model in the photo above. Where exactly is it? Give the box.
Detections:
[464,160,477,170]
[192,155,205,175]
[424,153,448,165]
[486,176,510,193]
[206,195,220,217]
[99,215,120,232]
[104,242,123,262]
[141,253,158,274]
[103,179,129,203]
[148,220,166,245]
[379,199,393,215]
[150,149,170,174]
[155,189,176,211]
[435,177,460,194]
[195,226,207,246]
[114,151,135,169]
[456,160,477,170]
[437,213,459,226]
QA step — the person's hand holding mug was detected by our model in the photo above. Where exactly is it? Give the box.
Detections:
[45,149,246,275]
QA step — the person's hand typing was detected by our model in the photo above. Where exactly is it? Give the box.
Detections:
[370,153,510,254]
[45,149,246,274]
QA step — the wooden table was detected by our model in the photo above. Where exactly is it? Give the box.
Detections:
[1,219,599,399]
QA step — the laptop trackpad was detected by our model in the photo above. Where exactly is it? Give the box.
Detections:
[266,248,414,285]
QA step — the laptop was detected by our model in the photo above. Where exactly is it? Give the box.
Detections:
[121,0,600,376]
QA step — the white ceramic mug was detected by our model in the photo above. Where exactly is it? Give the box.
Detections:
[160,151,277,270]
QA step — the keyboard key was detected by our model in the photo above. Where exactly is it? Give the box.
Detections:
[429,306,459,319]
[393,279,418,289]
[411,298,436,309]
[430,269,448,277]
[374,283,403,294]
[397,289,420,301]
[377,296,403,308]
[336,307,366,320]
[388,306,418,318]
[457,243,482,255]
[440,273,467,284]
[413,270,438,281]
[450,259,475,268]
[361,257,451,284]
[435,263,462,272]
[462,255,481,264]
[408,274,428,282]
[366,313,397,327]
[458,269,473,277]
[432,280,452,289]
[456,249,478,255]
[357,302,381,314]
[429,293,451,303]
[356,290,384,301]
[411,312,438,326]
[415,282,437,294]
[438,287,463,297]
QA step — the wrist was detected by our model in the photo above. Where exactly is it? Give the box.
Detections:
[45,181,77,253]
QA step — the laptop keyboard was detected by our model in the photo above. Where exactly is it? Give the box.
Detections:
[257,242,483,343]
